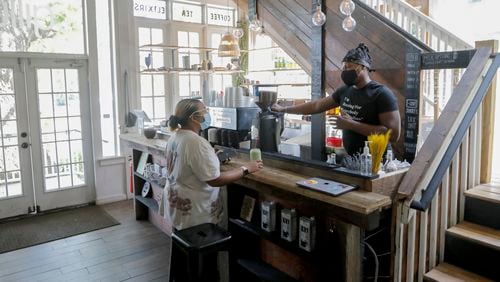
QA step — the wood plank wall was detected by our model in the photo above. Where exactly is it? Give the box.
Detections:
[241,0,424,158]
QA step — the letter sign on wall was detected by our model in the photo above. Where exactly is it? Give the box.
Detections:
[172,2,202,24]
[207,6,235,27]
[133,0,167,20]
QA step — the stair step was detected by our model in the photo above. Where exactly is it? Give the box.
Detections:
[425,263,493,282]
[464,185,500,229]
[444,222,500,279]
[465,184,500,204]
[448,222,500,251]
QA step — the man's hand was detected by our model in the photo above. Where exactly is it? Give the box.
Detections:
[271,103,285,113]
[327,113,354,130]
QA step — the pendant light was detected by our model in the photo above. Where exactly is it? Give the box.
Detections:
[233,0,244,39]
[312,1,326,26]
[339,0,356,32]
[218,32,241,57]
[218,0,241,57]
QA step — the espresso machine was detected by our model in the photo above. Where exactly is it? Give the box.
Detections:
[255,91,284,153]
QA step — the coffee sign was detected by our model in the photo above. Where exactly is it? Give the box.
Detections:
[133,0,167,19]
[172,2,202,23]
[207,7,235,26]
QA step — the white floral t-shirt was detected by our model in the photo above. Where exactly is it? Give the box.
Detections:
[164,129,222,231]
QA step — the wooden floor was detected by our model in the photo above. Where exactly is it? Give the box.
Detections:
[0,200,171,282]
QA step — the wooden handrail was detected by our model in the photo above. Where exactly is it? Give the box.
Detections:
[396,47,494,205]
[412,54,500,211]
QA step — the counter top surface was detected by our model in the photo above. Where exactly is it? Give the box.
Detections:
[223,157,392,215]
[121,133,392,216]
[120,133,169,151]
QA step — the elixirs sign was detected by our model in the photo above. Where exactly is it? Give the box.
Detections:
[133,0,167,20]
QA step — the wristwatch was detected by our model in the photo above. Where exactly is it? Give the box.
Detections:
[241,166,250,176]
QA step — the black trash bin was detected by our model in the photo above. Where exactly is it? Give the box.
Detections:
[170,223,231,282]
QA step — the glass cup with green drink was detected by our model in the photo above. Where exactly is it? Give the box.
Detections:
[250,148,262,161]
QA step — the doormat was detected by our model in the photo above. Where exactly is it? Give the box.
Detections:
[0,205,120,254]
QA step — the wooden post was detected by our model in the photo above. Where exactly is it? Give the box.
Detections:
[337,220,362,282]
[475,40,498,183]
[311,0,326,161]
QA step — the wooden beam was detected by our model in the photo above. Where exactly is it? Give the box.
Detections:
[476,40,498,183]
[310,0,326,161]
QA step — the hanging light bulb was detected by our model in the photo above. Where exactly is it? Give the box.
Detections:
[339,0,355,16]
[233,27,244,39]
[249,17,262,32]
[218,32,241,57]
[342,16,356,32]
[311,4,326,26]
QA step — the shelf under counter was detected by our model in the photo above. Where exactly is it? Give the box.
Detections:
[229,218,321,262]
[135,195,159,212]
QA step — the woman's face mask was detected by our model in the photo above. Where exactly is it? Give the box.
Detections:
[192,109,211,130]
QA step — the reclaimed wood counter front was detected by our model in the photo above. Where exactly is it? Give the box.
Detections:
[221,152,404,282]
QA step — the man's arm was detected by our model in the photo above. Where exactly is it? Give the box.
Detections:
[272,96,338,115]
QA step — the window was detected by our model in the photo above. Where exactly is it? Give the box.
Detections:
[0,0,84,54]
[96,0,119,157]
[138,27,166,125]
[177,30,201,97]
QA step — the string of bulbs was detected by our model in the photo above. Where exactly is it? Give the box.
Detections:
[311,0,357,32]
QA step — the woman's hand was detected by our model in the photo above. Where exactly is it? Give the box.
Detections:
[245,160,264,174]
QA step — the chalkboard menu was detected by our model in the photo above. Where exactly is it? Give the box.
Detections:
[248,0,256,21]
[421,50,476,70]
[404,43,421,163]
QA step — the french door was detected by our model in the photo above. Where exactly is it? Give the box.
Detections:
[0,57,94,219]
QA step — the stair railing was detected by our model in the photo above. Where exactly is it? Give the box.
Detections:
[392,48,500,281]
[356,0,472,52]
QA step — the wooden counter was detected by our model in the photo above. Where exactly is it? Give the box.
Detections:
[120,134,406,281]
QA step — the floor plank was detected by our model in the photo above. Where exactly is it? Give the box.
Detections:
[0,200,172,282]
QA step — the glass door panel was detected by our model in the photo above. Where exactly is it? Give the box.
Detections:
[0,59,35,219]
[35,68,86,191]
[26,59,94,211]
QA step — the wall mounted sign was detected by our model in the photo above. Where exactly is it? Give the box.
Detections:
[404,43,421,163]
[207,6,235,27]
[172,1,202,23]
[133,0,167,19]
[420,50,476,70]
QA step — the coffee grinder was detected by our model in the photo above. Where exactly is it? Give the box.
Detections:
[255,91,284,153]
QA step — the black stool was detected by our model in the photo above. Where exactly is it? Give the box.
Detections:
[171,223,231,282]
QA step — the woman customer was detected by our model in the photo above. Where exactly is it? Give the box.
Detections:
[164,98,263,230]
[164,99,262,282]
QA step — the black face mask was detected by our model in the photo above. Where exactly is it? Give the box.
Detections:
[341,69,358,86]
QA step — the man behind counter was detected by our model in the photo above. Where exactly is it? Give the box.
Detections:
[272,43,401,155]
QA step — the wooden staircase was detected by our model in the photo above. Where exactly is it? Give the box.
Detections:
[424,184,500,281]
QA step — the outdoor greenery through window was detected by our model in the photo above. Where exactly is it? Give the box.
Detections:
[0,0,84,53]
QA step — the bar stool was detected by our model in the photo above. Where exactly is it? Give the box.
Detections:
[170,223,231,282]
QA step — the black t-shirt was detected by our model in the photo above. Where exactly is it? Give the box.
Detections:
[331,81,398,155]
